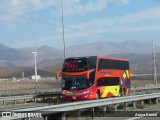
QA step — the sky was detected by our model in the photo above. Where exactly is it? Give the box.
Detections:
[0,0,160,49]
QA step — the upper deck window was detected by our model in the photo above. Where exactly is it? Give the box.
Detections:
[62,57,97,72]
[63,58,88,72]
[98,59,129,70]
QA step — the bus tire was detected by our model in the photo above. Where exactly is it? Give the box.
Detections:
[119,88,125,97]
[123,88,126,96]
[96,90,100,99]
[119,89,122,97]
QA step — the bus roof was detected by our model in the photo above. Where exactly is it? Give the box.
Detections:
[98,56,129,61]
[65,56,129,61]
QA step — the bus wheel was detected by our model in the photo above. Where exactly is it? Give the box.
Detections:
[96,91,100,99]
[119,88,125,97]
[119,89,123,97]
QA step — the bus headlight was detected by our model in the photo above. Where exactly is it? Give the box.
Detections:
[62,90,73,95]
[82,90,90,94]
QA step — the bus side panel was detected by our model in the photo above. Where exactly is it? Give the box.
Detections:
[119,69,130,95]
[96,69,130,97]
[98,86,120,98]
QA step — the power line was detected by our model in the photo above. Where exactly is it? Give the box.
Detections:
[0,10,159,44]
[0,10,139,41]
[0,10,61,27]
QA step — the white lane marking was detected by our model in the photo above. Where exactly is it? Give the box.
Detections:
[126,117,141,120]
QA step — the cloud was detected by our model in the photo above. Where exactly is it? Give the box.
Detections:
[119,7,160,24]
[39,6,160,47]
[111,0,130,6]
[51,0,108,17]
[0,0,130,22]
[2,0,160,48]
[53,0,130,16]
[0,0,57,24]
[66,6,160,33]
[64,0,108,16]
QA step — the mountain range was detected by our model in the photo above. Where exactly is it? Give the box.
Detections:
[0,41,160,68]
[0,41,160,78]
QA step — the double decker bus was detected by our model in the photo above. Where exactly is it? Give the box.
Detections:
[56,56,130,100]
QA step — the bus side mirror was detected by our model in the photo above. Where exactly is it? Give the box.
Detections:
[56,70,62,80]
[87,73,89,79]
[86,69,95,79]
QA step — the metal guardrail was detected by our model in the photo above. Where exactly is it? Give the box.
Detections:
[0,87,160,107]
[13,93,160,112]
[0,92,61,106]
[1,93,160,120]
[131,86,160,91]
[131,73,160,76]
[0,95,36,106]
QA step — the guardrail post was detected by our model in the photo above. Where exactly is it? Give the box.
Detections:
[34,97,36,103]
[78,110,81,120]
[62,112,66,120]
[24,99,26,104]
[91,108,94,120]
[14,100,16,105]
[141,100,144,106]
[114,104,117,111]
[148,89,150,93]
[22,118,28,120]
[149,99,152,105]
[133,101,136,109]
[103,106,107,114]
[3,101,5,106]
[123,102,127,111]
[21,118,26,120]
[43,115,48,120]
[156,98,158,104]
[27,117,31,120]
[114,104,118,115]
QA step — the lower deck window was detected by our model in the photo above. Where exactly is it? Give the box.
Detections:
[97,77,119,86]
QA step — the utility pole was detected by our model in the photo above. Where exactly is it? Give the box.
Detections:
[152,40,157,86]
[22,72,24,80]
[32,52,38,82]
[61,0,66,59]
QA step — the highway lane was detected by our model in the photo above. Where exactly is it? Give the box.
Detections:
[96,104,160,120]
[0,104,159,120]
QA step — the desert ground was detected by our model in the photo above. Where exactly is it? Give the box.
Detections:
[0,77,61,96]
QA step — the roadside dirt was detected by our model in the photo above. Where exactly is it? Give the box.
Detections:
[0,78,61,96]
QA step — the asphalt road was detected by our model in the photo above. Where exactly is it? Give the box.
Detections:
[0,102,159,120]
[95,104,160,120]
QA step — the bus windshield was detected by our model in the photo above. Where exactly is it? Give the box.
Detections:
[62,75,90,90]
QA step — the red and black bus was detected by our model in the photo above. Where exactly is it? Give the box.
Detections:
[56,56,130,100]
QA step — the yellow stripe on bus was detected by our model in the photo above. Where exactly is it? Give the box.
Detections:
[123,72,126,78]
[126,70,130,78]
[123,70,129,79]
[102,86,120,97]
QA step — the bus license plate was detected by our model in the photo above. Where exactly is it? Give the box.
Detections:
[72,96,76,100]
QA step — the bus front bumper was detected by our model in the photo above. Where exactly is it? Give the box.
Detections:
[62,90,94,100]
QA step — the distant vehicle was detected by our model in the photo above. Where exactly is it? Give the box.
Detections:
[56,56,130,100]
[29,75,41,80]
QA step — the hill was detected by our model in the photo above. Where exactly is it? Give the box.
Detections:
[0,41,160,68]
[0,41,160,78]
[0,53,159,78]
[67,41,160,56]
